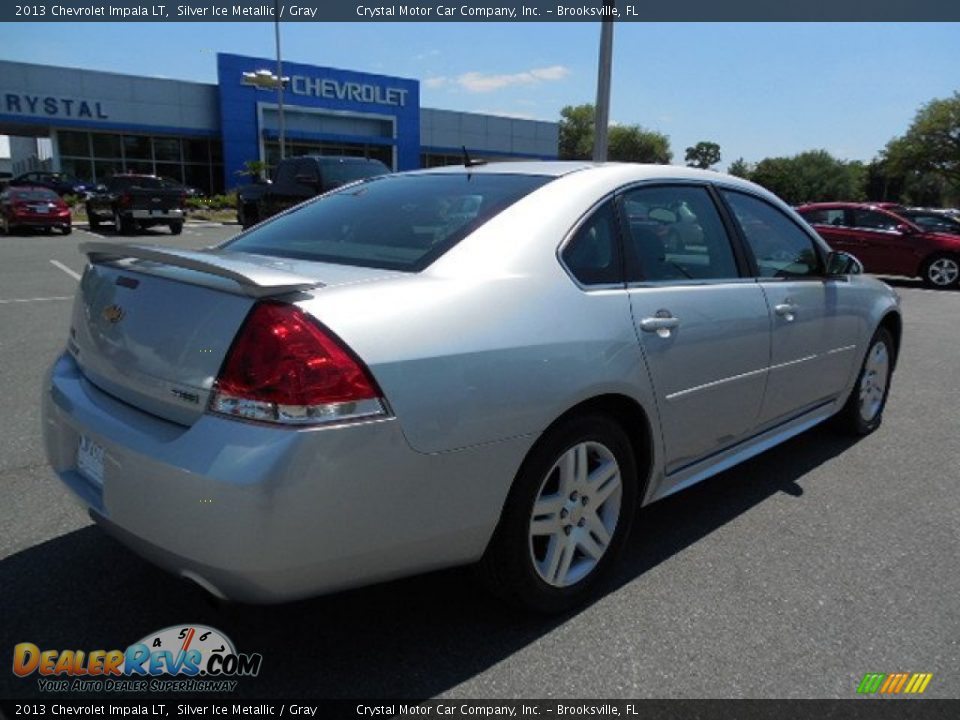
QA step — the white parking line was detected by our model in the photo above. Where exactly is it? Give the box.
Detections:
[50,259,82,281]
[0,295,72,305]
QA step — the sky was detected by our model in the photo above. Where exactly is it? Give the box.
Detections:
[1,21,958,169]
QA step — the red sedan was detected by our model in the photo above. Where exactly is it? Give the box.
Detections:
[797,202,960,289]
[0,186,72,235]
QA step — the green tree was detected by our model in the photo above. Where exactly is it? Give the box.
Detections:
[608,125,672,164]
[558,104,596,160]
[885,92,960,195]
[684,141,721,169]
[749,150,865,204]
[727,157,753,179]
[558,104,672,163]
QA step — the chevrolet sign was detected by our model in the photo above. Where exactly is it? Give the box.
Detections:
[290,75,408,107]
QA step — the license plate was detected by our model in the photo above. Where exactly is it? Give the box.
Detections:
[34,205,50,214]
[151,209,163,216]
[76,435,105,487]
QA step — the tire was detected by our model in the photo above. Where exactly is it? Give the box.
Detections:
[920,253,960,289]
[241,203,259,230]
[61,225,72,235]
[114,210,135,235]
[479,413,639,614]
[170,221,183,235]
[832,327,895,436]
[87,210,100,230]
[0,215,8,235]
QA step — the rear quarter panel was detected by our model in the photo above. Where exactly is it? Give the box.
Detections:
[298,170,660,456]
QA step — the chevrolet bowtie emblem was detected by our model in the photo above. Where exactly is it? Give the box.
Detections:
[102,304,125,324]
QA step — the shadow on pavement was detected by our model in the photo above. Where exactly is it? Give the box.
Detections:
[0,425,856,700]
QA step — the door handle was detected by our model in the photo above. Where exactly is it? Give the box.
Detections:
[774,301,798,321]
[640,314,680,337]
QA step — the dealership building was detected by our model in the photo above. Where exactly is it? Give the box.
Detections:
[0,53,559,194]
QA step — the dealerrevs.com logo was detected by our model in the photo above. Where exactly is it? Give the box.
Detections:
[12,625,262,693]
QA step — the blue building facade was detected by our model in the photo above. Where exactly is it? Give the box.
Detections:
[0,55,558,194]
[217,53,421,183]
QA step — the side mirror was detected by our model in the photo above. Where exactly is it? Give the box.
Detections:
[826,251,864,276]
[896,223,916,235]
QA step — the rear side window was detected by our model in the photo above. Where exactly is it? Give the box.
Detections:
[621,185,740,282]
[561,200,622,286]
[800,207,847,227]
[225,173,552,271]
[107,176,164,190]
[723,191,822,278]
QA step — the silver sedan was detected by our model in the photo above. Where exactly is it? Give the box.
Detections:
[43,163,901,612]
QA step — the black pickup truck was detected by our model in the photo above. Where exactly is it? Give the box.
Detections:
[86,174,186,235]
[237,156,390,229]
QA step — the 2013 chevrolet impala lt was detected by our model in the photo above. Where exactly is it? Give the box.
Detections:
[43,163,901,612]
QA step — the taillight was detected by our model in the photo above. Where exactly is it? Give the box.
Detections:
[11,202,27,216]
[118,193,132,207]
[209,302,387,426]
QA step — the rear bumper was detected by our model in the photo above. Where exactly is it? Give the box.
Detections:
[10,216,70,227]
[42,352,528,602]
[128,209,184,221]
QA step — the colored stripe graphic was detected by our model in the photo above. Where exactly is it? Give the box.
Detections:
[858,672,933,694]
[857,673,886,693]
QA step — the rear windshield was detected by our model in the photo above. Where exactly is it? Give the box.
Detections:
[320,160,389,189]
[108,176,164,190]
[12,189,58,201]
[224,173,552,271]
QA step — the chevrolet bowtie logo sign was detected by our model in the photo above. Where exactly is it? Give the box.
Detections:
[241,70,289,90]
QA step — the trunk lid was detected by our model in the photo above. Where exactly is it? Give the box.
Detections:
[70,243,403,425]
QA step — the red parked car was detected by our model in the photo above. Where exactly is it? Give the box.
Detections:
[0,186,72,235]
[797,202,960,289]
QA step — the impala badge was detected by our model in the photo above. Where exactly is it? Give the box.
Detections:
[102,304,125,324]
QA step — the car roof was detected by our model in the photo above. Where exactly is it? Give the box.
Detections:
[401,160,753,183]
[798,201,900,210]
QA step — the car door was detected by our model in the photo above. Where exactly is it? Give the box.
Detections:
[847,208,919,276]
[720,190,861,430]
[620,184,770,476]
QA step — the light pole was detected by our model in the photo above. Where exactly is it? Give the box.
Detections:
[275,0,286,161]
[592,1,615,162]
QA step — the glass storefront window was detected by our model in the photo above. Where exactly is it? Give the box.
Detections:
[184,138,209,163]
[91,133,122,158]
[50,130,220,194]
[122,135,151,160]
[58,131,89,157]
[59,158,93,183]
[94,160,123,181]
[153,138,182,163]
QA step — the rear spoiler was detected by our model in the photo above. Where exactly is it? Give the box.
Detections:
[78,242,322,298]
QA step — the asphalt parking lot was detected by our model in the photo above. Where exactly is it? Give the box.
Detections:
[1,222,958,700]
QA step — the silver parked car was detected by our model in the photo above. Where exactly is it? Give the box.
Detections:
[43,163,901,612]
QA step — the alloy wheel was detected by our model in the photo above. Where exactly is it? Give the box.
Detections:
[927,257,959,287]
[859,340,890,423]
[528,441,622,588]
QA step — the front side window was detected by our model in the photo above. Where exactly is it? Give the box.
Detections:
[722,191,822,278]
[225,173,552,272]
[621,185,740,282]
[851,209,899,231]
[561,200,622,286]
